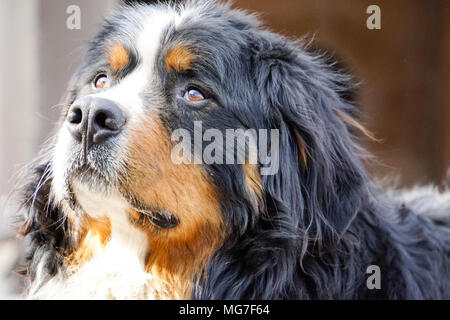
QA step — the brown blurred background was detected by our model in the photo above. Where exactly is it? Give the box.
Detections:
[0,0,449,297]
[236,0,450,188]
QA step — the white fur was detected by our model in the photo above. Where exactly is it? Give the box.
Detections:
[28,183,154,300]
[387,185,450,219]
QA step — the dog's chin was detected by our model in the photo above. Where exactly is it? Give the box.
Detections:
[61,161,119,212]
[63,163,180,229]
[71,165,115,191]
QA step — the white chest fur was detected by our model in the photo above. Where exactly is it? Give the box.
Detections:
[28,184,156,300]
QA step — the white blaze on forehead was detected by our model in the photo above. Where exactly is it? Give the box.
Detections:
[89,7,181,121]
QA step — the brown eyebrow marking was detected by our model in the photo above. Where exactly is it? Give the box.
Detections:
[108,43,130,72]
[165,46,195,72]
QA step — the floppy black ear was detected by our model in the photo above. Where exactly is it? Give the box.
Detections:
[252,35,372,243]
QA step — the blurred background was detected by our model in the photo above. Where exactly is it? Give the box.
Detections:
[0,0,448,298]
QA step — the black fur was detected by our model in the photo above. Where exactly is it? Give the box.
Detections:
[19,161,72,284]
[18,1,449,299]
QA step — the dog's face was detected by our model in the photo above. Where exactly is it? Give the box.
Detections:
[22,1,371,299]
[51,3,275,267]
[53,3,231,241]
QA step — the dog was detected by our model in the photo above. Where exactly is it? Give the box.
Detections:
[17,0,449,299]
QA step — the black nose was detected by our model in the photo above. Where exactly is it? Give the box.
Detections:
[67,97,126,147]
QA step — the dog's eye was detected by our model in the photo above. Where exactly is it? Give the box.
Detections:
[93,74,109,89]
[183,88,205,102]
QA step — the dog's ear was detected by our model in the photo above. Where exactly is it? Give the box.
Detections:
[251,36,372,243]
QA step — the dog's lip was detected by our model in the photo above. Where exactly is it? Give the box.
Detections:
[135,207,179,229]
[68,162,108,182]
[130,199,179,229]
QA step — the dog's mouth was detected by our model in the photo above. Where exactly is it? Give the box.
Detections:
[129,197,179,229]
[66,164,179,229]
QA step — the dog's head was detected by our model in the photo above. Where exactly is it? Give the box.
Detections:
[19,1,373,298]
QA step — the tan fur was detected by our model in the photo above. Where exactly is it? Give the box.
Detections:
[165,46,195,72]
[108,43,130,72]
[244,163,264,211]
[334,109,380,142]
[66,216,111,268]
[295,135,309,167]
[122,115,227,299]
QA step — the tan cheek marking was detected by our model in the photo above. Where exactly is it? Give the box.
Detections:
[108,43,130,72]
[122,115,227,299]
[244,163,264,211]
[165,46,195,72]
[66,216,111,268]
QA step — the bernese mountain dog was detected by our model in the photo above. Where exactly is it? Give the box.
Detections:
[17,0,449,299]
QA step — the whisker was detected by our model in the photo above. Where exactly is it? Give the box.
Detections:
[29,163,52,210]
